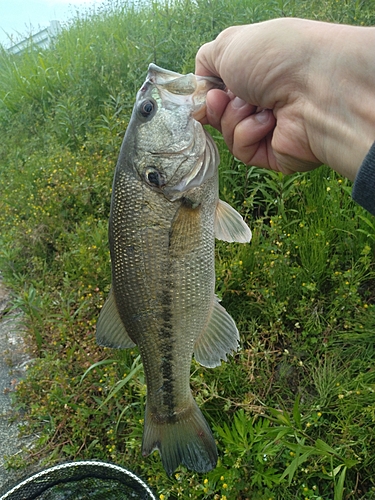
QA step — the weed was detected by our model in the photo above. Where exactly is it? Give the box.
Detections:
[0,0,375,498]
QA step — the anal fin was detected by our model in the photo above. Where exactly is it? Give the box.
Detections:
[96,289,136,349]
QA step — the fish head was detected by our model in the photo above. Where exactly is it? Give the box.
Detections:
[129,64,225,200]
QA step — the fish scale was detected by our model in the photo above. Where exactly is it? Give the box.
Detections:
[112,171,208,414]
[96,64,251,475]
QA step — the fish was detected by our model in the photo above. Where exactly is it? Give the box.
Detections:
[96,63,252,476]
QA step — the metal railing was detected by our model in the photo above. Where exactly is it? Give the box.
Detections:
[7,21,61,56]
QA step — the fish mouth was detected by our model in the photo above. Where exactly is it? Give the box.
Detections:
[147,63,225,91]
[145,63,225,120]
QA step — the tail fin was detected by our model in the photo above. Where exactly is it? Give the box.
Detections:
[142,399,217,476]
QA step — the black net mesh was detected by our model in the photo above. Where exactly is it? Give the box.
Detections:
[0,461,156,500]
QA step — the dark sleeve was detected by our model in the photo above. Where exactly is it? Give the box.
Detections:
[352,142,375,216]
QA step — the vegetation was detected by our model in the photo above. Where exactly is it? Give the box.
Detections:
[0,0,375,498]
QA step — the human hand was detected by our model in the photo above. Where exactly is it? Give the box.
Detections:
[196,18,375,180]
[199,87,321,175]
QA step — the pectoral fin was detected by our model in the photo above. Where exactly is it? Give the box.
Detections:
[215,199,252,243]
[193,297,240,368]
[96,289,136,349]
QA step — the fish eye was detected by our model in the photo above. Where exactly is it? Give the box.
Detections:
[147,171,159,185]
[139,99,156,119]
[145,166,165,188]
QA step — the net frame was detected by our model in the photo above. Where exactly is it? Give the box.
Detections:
[0,461,156,500]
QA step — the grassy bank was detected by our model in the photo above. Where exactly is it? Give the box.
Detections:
[1,0,375,498]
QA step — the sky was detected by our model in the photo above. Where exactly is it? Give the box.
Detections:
[0,0,105,47]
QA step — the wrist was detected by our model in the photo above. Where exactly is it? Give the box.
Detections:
[303,22,375,180]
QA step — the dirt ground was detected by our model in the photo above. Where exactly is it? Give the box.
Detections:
[0,276,33,492]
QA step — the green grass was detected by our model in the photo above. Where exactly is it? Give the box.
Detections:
[1,0,375,498]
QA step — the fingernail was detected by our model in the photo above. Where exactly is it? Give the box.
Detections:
[255,109,270,124]
[232,96,247,109]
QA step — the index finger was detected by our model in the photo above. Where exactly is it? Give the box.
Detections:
[195,40,221,78]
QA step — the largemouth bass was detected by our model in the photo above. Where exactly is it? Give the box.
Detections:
[96,64,251,476]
